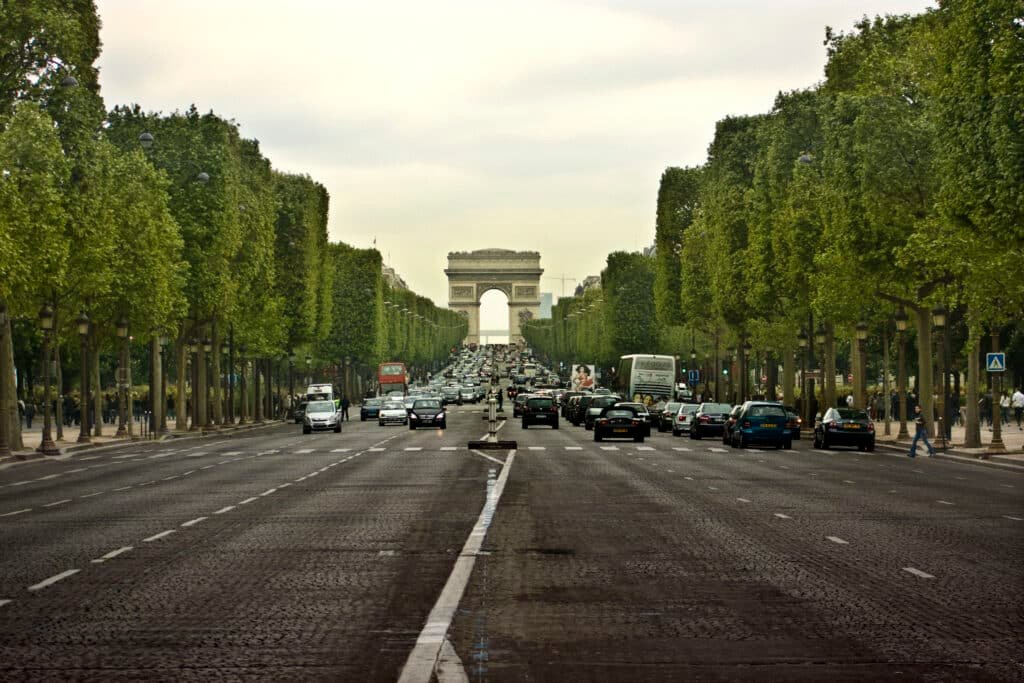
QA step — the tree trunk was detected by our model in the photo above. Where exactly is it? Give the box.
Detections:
[964,332,981,447]
[91,333,102,436]
[915,308,935,436]
[150,335,162,436]
[211,319,223,426]
[254,359,262,422]
[176,336,188,432]
[782,347,795,407]
[0,302,24,451]
[882,323,891,434]
[851,325,862,409]
[197,331,208,429]
[54,327,64,441]
[824,323,837,409]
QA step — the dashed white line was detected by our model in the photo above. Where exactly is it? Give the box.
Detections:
[162,475,180,481]
[708,447,728,453]
[736,498,751,503]
[185,452,208,458]
[91,546,133,563]
[28,569,80,591]
[181,517,207,528]
[778,465,790,470]
[636,446,654,451]
[238,497,259,505]
[9,481,32,487]
[66,468,87,474]
[201,465,215,470]
[599,446,618,451]
[80,491,104,498]
[142,530,176,542]
[43,499,71,508]
[295,449,314,454]
[259,488,277,497]
[1,508,31,517]
[903,567,934,579]
[708,486,719,491]
[1002,515,1022,521]
[843,480,856,484]
[369,448,385,452]
[826,536,849,545]
[565,446,582,450]
[113,486,132,492]
[138,480,156,487]
[672,447,692,452]
[295,476,308,482]
[37,473,61,481]
[214,505,235,514]
[278,482,292,489]
[405,447,423,452]
[218,460,232,465]
[937,500,954,506]
[181,470,196,477]
[999,484,1013,488]
[684,476,694,481]
[222,451,242,456]
[440,446,458,451]
[0,599,11,608]
[79,455,102,461]
[774,513,791,519]
[331,448,351,453]
[527,446,545,451]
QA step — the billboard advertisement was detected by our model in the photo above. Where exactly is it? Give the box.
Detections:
[570,363,596,392]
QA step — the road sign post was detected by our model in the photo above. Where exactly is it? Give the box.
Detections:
[986,353,1006,373]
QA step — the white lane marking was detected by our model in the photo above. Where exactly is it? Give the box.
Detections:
[331,448,351,452]
[185,452,208,458]
[903,567,934,579]
[278,482,292,489]
[369,447,385,452]
[200,465,215,470]
[808,472,817,476]
[405,447,423,452]
[889,489,898,493]
[736,498,751,503]
[66,468,87,474]
[1000,484,1013,488]
[91,546,133,563]
[181,470,196,477]
[142,530,176,542]
[43,499,71,508]
[684,476,694,481]
[259,488,277,497]
[0,599,11,608]
[37,473,61,481]
[667,469,675,473]
[147,453,171,459]
[708,486,719,491]
[637,446,654,451]
[527,446,545,451]
[912,469,924,474]
[295,449,314,454]
[28,569,80,591]
[113,486,132,492]
[162,475,180,481]
[1,508,32,517]
[214,505,235,514]
[470,450,505,466]
[774,513,791,519]
[565,446,582,450]
[749,448,764,453]
[181,517,207,527]
[379,549,397,556]
[221,451,242,456]
[843,480,856,484]
[1003,515,1022,521]
[709,447,728,453]
[397,450,517,683]
[9,481,33,487]
[441,446,458,451]
[826,536,849,545]
[672,447,692,452]
[306,471,319,478]
[138,481,156,487]
[295,476,308,482]
[937,500,955,506]
[239,497,259,505]
[80,491,104,498]
[80,455,102,460]
[778,465,790,469]
[599,446,618,451]
[217,460,232,465]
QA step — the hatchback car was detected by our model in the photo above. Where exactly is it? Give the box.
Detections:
[730,401,792,449]
[303,400,341,434]
[613,402,653,436]
[522,396,559,429]
[378,401,409,426]
[594,407,645,442]
[814,407,875,451]
[360,398,382,421]
[409,398,446,430]
[657,402,682,432]
[689,402,733,439]
[783,405,802,440]
[672,403,699,436]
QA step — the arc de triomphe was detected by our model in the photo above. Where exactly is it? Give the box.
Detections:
[445,249,543,345]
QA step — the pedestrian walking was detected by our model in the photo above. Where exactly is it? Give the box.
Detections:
[1012,387,1024,430]
[908,404,935,458]
[340,395,350,421]
[24,401,35,429]
[999,392,1011,425]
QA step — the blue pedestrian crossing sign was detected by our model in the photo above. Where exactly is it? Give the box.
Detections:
[688,369,700,384]
[986,353,1006,372]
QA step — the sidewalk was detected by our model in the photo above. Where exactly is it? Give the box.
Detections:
[6,416,283,461]
[871,418,1024,465]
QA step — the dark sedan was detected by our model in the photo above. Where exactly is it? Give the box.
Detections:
[689,402,733,439]
[783,405,802,440]
[657,402,682,432]
[594,407,645,443]
[360,398,382,422]
[409,398,446,430]
[814,407,875,451]
[730,401,792,450]
[613,402,653,437]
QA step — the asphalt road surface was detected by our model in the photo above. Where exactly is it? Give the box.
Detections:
[1,404,1021,681]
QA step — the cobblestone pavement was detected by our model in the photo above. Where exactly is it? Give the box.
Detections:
[2,405,1021,680]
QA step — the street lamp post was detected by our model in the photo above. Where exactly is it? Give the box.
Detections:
[894,308,909,438]
[988,330,1005,455]
[797,330,808,423]
[202,338,214,430]
[0,302,9,459]
[158,335,168,434]
[37,305,59,455]
[742,341,752,401]
[76,312,90,444]
[814,326,826,418]
[855,321,869,411]
[115,316,129,438]
[932,306,947,452]
[306,355,312,385]
[725,346,735,403]
[237,344,247,425]
[220,341,230,425]
[189,337,199,431]
[288,352,296,418]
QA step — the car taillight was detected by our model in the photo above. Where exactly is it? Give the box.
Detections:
[699,415,710,423]
[786,421,796,429]
[742,420,751,428]
[867,422,874,431]
[632,419,640,425]
[828,421,838,430]
[598,418,608,425]
[678,415,685,421]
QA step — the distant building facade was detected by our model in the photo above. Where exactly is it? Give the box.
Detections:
[382,264,408,290]
[539,292,553,318]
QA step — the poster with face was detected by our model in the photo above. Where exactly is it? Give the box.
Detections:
[571,364,595,392]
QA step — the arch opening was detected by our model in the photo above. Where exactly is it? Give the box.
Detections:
[479,288,510,345]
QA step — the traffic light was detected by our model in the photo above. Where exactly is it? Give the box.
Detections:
[721,362,729,376]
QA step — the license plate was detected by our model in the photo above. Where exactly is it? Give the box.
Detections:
[762,423,776,429]
[614,428,628,433]
[844,424,861,429]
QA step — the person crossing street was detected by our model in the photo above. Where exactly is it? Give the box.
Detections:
[908,404,935,458]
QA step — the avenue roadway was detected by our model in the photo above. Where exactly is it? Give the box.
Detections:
[0,404,1021,681]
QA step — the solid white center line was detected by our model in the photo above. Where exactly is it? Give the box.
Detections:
[259,488,277,497]
[142,530,176,542]
[937,500,954,505]
[181,517,207,527]
[28,569,80,591]
[826,536,849,545]
[91,546,133,563]
[736,498,751,503]
[80,491,104,498]
[1,508,31,517]
[213,505,235,514]
[903,567,934,579]
[239,497,259,505]
[774,513,791,519]
[43,499,71,508]
[1002,515,1022,521]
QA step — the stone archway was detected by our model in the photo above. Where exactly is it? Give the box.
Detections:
[445,249,543,345]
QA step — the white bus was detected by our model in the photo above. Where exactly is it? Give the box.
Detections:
[615,354,676,405]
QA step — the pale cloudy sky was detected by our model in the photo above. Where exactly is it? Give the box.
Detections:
[95,0,934,336]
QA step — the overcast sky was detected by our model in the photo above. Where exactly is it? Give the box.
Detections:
[95,0,934,337]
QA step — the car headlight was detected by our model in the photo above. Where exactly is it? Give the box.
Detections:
[437,411,445,419]
[410,412,418,419]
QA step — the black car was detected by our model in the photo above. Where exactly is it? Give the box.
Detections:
[689,402,733,439]
[657,402,682,432]
[571,395,595,426]
[409,398,446,430]
[585,395,621,430]
[293,401,307,424]
[560,391,583,418]
[783,405,802,440]
[814,407,875,451]
[613,402,653,437]
[594,406,645,442]
[522,396,559,429]
[513,393,533,418]
[360,398,382,422]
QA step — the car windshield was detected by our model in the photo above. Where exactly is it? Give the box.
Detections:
[383,402,405,410]
[604,409,634,418]
[747,405,787,417]
[664,403,681,412]
[838,409,868,420]
[618,403,647,413]
[414,399,441,409]
[306,401,334,413]
[364,399,381,406]
[592,397,619,408]
[679,404,698,414]
[527,398,553,408]
[702,403,731,413]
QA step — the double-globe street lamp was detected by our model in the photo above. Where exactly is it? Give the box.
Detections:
[202,337,214,430]
[76,312,91,444]
[115,316,129,438]
[37,305,59,455]
[855,321,869,411]
[932,305,949,451]
[0,303,9,458]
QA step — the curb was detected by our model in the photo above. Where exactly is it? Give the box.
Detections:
[873,440,1024,473]
[0,420,286,468]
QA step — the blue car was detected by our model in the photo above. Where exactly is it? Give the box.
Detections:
[360,398,383,421]
[730,401,793,450]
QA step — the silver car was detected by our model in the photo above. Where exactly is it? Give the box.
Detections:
[378,401,408,426]
[303,400,341,434]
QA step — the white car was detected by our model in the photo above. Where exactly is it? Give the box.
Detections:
[672,404,699,436]
[378,401,408,426]
[303,400,341,434]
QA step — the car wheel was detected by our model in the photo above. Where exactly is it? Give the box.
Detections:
[409,424,416,430]
[857,444,865,452]
[821,435,829,450]
[867,441,875,452]
[553,421,559,429]
[334,425,342,433]
[439,421,446,430]
[784,440,792,450]
[522,422,528,429]
[594,431,603,442]
[693,430,702,440]
[672,429,679,437]
[738,433,747,449]
[378,420,384,427]
[634,434,644,443]
[360,416,366,422]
